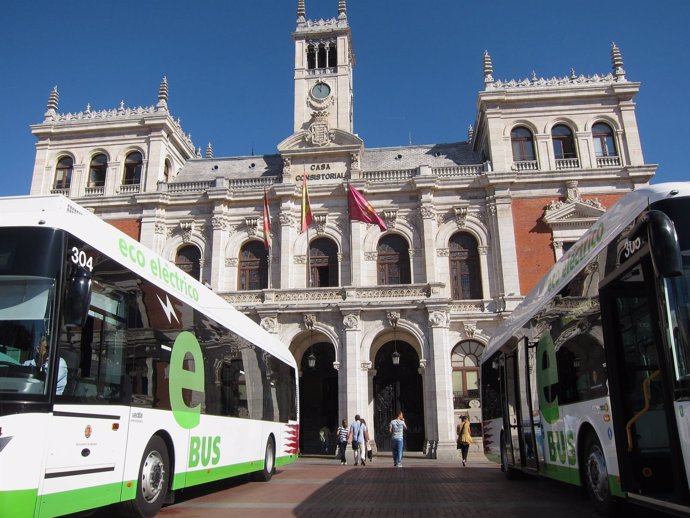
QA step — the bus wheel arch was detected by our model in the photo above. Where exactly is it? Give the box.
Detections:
[121,433,172,518]
[579,428,616,516]
[252,434,276,482]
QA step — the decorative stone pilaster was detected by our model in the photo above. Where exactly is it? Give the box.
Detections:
[425,307,456,460]
[341,310,363,421]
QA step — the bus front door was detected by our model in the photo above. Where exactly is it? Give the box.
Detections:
[504,342,540,471]
[601,259,687,506]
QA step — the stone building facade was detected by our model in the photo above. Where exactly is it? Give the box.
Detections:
[28,1,655,459]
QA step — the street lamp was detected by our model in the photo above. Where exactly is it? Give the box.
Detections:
[307,349,316,369]
[389,311,400,366]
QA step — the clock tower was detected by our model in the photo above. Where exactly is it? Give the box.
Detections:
[292,0,354,135]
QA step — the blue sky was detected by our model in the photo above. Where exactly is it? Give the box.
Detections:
[1,0,688,196]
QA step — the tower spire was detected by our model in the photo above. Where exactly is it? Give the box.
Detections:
[157,76,169,109]
[611,42,626,81]
[483,50,494,89]
[206,142,213,159]
[44,85,59,121]
[297,0,305,22]
[338,0,347,19]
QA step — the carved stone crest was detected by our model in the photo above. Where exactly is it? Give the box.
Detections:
[260,317,277,333]
[303,314,316,330]
[463,322,477,338]
[305,111,335,147]
[343,314,359,330]
[429,311,448,328]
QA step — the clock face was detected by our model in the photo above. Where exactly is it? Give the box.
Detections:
[311,83,331,99]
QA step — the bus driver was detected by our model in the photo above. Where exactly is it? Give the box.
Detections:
[22,335,68,395]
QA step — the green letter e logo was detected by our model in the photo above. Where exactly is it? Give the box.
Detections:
[170,331,205,429]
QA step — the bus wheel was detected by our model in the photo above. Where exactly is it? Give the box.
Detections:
[582,434,614,516]
[122,435,170,518]
[252,436,276,482]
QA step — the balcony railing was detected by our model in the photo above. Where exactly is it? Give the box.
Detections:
[513,160,539,172]
[50,188,70,196]
[84,186,105,196]
[118,184,140,194]
[596,155,621,168]
[453,389,480,409]
[364,169,417,182]
[220,285,497,313]
[432,165,485,177]
[555,158,580,170]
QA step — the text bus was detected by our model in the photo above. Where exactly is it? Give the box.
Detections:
[481,183,690,516]
[0,195,299,517]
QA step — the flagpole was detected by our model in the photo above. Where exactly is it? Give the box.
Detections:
[346,180,354,286]
[307,224,312,288]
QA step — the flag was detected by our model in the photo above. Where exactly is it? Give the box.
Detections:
[347,183,387,231]
[300,174,313,234]
[262,188,271,251]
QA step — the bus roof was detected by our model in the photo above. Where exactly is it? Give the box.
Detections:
[0,195,296,368]
[482,182,690,363]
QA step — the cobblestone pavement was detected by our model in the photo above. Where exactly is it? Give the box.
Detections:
[155,454,669,518]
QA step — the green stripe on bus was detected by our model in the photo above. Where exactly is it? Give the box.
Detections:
[0,489,37,518]
[539,462,624,498]
[276,454,297,467]
[38,482,123,518]
[180,454,298,489]
[5,456,299,517]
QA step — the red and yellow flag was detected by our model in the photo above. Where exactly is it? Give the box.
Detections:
[347,183,387,231]
[263,188,271,251]
[300,174,313,234]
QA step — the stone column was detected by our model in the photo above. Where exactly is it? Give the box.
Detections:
[426,308,456,461]
[279,210,294,289]
[420,204,437,283]
[210,214,228,290]
[341,312,362,421]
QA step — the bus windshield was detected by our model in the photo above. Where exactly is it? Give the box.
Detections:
[0,227,63,398]
[0,277,56,395]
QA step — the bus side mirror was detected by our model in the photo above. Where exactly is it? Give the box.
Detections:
[63,266,92,327]
[647,210,682,278]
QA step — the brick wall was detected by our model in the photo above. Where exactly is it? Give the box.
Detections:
[106,218,141,241]
[512,194,624,295]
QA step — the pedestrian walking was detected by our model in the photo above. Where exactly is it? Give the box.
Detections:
[360,418,373,462]
[348,414,367,466]
[389,411,407,467]
[457,415,473,466]
[336,419,349,465]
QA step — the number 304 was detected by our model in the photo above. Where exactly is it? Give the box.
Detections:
[70,246,93,271]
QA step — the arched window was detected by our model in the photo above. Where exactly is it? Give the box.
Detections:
[54,156,73,191]
[238,241,268,291]
[328,44,337,67]
[451,340,483,409]
[163,160,171,183]
[309,237,338,288]
[175,245,201,281]
[511,126,536,162]
[377,234,411,285]
[449,233,482,300]
[592,122,617,157]
[306,44,316,70]
[551,125,577,160]
[317,44,327,69]
[88,154,108,187]
[123,152,143,185]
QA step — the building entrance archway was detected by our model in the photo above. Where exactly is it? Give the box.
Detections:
[373,340,424,451]
[299,342,338,454]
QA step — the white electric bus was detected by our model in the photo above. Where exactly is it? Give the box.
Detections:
[481,183,690,516]
[0,195,299,518]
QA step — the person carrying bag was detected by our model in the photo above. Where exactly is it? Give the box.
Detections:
[457,415,473,466]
